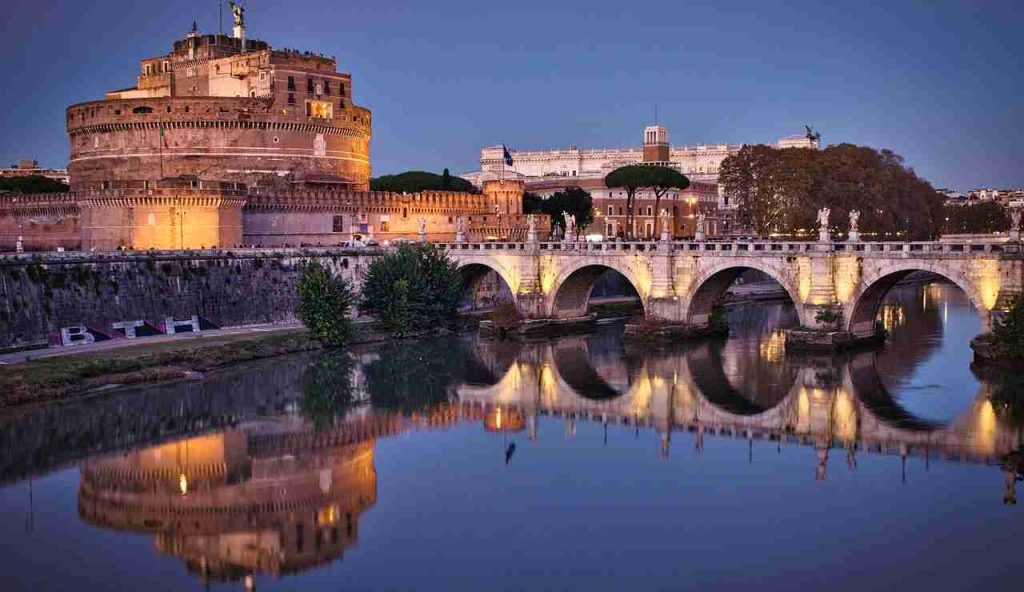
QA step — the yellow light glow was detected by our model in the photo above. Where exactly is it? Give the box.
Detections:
[833,257,859,304]
[317,505,340,526]
[879,304,906,332]
[540,263,558,295]
[797,388,811,433]
[759,330,786,363]
[178,473,188,496]
[797,257,812,303]
[832,388,857,443]
[629,260,653,300]
[306,100,333,119]
[972,259,1001,311]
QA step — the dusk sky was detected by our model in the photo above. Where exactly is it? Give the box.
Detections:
[1,0,1020,190]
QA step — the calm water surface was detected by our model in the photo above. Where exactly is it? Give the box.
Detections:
[1,282,1022,591]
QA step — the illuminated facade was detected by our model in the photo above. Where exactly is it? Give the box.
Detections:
[1,13,544,251]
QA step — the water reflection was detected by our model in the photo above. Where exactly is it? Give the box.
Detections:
[79,424,377,583]
[1,282,1023,590]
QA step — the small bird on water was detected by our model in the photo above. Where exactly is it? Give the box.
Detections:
[505,442,516,465]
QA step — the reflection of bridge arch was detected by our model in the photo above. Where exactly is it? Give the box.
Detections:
[686,342,793,416]
[550,338,628,400]
[549,262,644,319]
[846,264,986,335]
[682,261,804,326]
[455,336,1021,462]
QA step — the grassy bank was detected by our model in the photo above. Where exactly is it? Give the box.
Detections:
[0,328,334,409]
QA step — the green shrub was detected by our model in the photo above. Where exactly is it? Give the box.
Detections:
[815,307,842,327]
[488,301,520,335]
[362,245,460,335]
[994,297,1024,358]
[296,261,355,346]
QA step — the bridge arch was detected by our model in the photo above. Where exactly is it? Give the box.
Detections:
[845,263,988,336]
[548,261,646,319]
[682,261,806,326]
[453,259,518,311]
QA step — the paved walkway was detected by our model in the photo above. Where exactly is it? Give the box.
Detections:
[0,322,306,366]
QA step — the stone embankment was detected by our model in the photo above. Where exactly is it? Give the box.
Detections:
[0,248,378,351]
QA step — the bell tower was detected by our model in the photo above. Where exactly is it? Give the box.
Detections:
[642,125,670,163]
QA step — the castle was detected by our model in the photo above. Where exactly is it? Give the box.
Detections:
[0,10,536,252]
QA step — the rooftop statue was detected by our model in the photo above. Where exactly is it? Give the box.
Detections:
[229,1,245,28]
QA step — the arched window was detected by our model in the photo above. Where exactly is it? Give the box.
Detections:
[607,206,614,216]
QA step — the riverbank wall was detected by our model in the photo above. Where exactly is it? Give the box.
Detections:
[0,248,378,350]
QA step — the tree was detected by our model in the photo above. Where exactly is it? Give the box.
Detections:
[295,261,356,346]
[522,191,544,214]
[943,202,1009,234]
[605,165,689,239]
[370,170,478,193]
[605,166,648,239]
[646,167,690,229]
[0,175,70,194]
[719,143,942,239]
[544,186,594,236]
[362,245,461,335]
[300,351,358,429]
[363,337,466,412]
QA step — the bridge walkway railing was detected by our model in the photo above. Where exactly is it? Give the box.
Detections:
[433,240,1011,257]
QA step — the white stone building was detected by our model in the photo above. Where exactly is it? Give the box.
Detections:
[463,126,818,188]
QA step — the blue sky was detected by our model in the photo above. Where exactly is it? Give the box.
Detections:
[0,0,1020,190]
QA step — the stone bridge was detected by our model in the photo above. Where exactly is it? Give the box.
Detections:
[440,239,1024,336]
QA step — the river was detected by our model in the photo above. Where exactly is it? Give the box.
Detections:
[1,281,1022,591]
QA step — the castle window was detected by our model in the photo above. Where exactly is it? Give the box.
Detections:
[607,206,613,216]
[166,106,171,113]
[307,78,314,93]
[381,221,390,232]
[332,215,345,232]
[402,207,408,219]
[184,106,190,113]
[288,93,295,105]
[339,83,346,97]
[287,76,296,90]
[323,80,331,95]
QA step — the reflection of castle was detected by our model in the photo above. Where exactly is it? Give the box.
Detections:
[79,421,377,585]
